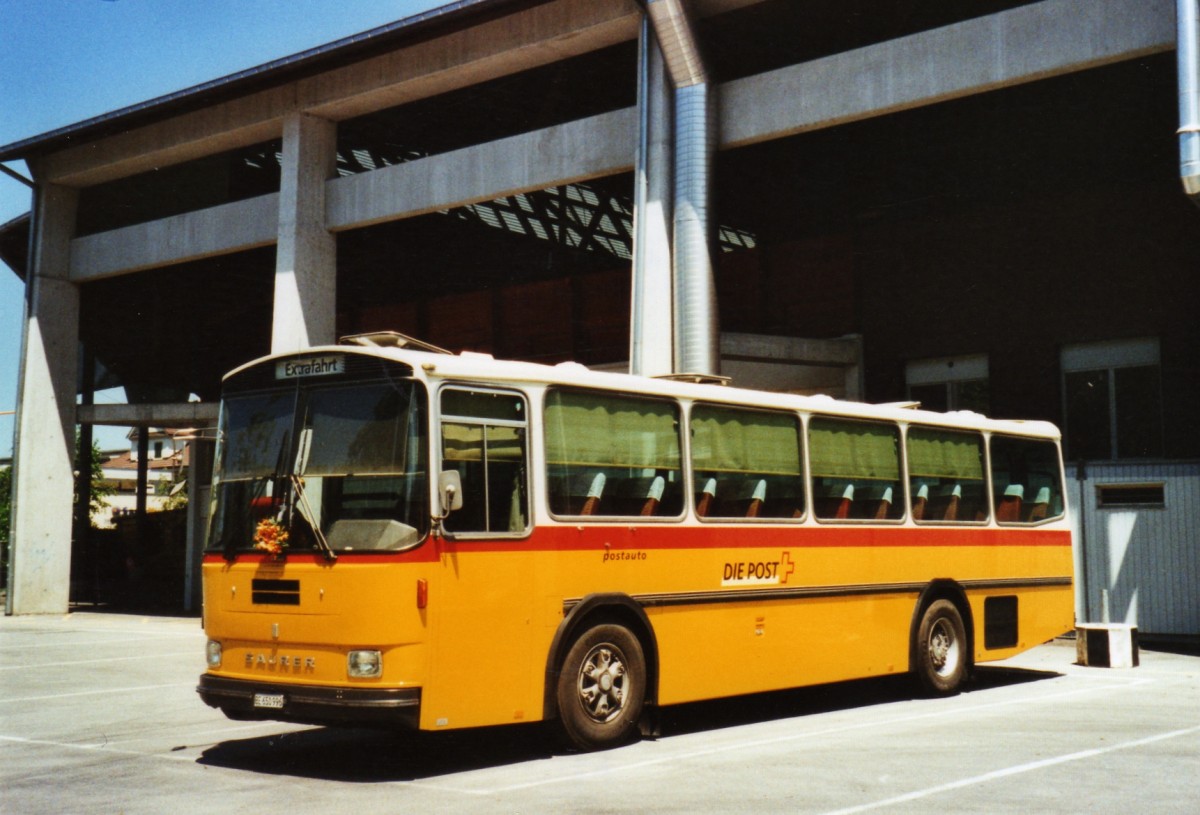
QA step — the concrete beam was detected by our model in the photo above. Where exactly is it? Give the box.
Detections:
[62,0,1170,279]
[63,107,638,279]
[8,185,79,615]
[34,0,645,188]
[76,403,219,428]
[28,102,287,191]
[68,193,278,282]
[719,0,1174,149]
[720,332,862,367]
[273,113,338,352]
[305,0,643,121]
[314,0,1181,233]
[326,106,638,230]
[30,0,768,188]
[720,333,863,399]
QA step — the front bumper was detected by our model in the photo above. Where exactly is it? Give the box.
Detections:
[197,674,421,729]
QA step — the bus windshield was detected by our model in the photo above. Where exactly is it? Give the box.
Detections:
[206,379,429,555]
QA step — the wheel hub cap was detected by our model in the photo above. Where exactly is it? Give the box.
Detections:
[578,645,626,722]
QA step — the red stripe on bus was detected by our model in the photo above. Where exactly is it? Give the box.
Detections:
[203,524,1068,564]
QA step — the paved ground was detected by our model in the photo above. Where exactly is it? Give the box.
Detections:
[1,611,1197,814]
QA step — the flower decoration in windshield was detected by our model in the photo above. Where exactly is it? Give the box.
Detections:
[253,517,289,555]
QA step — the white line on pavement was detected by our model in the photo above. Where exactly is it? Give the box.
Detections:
[818,724,1200,815]
[408,674,1157,796]
[0,682,195,704]
[0,733,196,763]
[0,634,200,651]
[0,652,198,671]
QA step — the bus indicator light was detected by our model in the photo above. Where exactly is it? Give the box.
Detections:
[417,579,428,609]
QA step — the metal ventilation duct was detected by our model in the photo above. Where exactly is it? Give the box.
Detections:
[647,0,719,376]
[1179,0,1200,202]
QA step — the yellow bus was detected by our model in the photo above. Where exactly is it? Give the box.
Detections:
[197,333,1073,750]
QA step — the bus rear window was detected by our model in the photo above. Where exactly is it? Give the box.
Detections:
[990,436,1064,524]
[544,389,683,518]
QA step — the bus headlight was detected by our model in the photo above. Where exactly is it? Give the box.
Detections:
[206,640,222,668]
[347,649,382,678]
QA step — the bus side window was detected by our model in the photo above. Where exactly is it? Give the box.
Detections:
[544,389,684,518]
[907,427,987,524]
[989,436,1065,525]
[690,405,805,520]
[809,418,903,522]
[440,389,529,535]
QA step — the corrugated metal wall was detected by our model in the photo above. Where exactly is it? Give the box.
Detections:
[1068,461,1200,637]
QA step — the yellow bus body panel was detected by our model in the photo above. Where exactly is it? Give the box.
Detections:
[202,558,431,690]
[202,522,1073,730]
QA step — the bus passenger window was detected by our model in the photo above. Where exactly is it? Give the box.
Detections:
[990,436,1065,524]
[809,418,903,522]
[544,389,683,518]
[690,405,805,520]
[440,389,528,536]
[907,427,988,523]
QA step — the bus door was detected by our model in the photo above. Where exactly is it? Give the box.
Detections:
[426,386,537,728]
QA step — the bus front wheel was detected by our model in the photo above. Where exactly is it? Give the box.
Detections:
[556,623,646,751]
[914,599,968,696]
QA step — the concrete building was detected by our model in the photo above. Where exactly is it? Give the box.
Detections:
[1,0,1197,635]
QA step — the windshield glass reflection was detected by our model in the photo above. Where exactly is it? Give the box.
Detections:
[207,380,428,554]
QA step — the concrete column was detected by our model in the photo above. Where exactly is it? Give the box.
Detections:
[7,183,80,615]
[629,20,674,377]
[272,112,338,352]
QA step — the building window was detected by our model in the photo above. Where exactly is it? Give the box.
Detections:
[906,354,989,414]
[1062,339,1162,461]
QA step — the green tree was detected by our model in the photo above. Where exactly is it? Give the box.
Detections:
[80,433,115,520]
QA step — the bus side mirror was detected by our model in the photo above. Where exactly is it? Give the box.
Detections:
[439,470,463,515]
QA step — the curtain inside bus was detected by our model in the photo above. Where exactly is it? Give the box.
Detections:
[544,389,683,517]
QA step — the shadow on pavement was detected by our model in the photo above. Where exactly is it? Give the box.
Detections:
[198,723,555,782]
[660,663,1059,739]
[1140,637,1200,657]
[197,662,1059,781]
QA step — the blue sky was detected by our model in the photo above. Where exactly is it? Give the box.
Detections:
[0,0,444,456]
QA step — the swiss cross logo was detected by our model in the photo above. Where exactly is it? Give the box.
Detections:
[721,551,795,587]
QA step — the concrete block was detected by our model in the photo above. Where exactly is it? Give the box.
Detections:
[1076,623,1139,668]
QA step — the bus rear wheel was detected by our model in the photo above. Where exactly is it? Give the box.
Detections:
[556,623,646,751]
[914,599,968,696]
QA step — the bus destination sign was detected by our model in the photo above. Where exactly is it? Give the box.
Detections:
[275,355,345,380]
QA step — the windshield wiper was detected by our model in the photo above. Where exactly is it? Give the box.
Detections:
[289,474,337,562]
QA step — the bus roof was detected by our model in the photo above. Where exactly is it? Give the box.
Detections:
[228,341,1061,440]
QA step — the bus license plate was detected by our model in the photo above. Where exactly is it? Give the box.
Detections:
[253,693,285,709]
